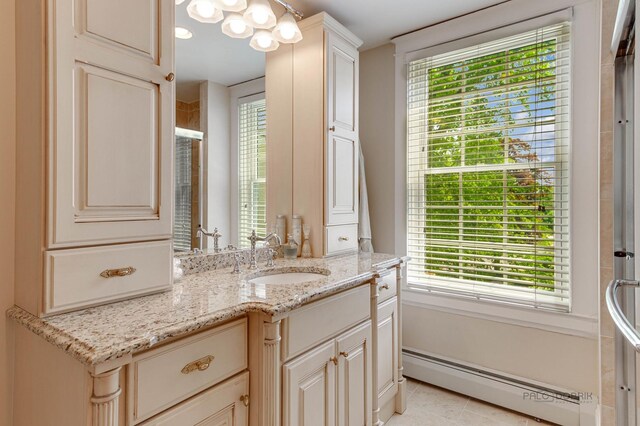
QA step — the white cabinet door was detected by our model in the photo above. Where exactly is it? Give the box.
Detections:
[283,340,337,426]
[140,372,249,426]
[327,34,358,135]
[48,0,174,247]
[376,297,399,407]
[326,33,359,226]
[336,322,372,426]
[326,134,359,226]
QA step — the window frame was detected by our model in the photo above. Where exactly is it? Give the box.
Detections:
[406,22,572,312]
[236,92,267,248]
[392,3,600,336]
[229,78,266,247]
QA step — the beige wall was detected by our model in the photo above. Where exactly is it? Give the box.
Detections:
[403,306,599,394]
[0,0,16,424]
[201,81,232,247]
[360,44,397,254]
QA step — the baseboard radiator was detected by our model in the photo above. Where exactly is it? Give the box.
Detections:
[403,349,598,426]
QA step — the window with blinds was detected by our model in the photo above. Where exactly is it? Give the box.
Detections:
[238,95,267,248]
[406,23,571,311]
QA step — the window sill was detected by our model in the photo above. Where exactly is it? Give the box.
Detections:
[402,285,598,338]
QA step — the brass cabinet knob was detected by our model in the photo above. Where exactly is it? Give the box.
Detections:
[166,72,175,82]
[329,126,336,132]
[339,351,349,358]
[240,394,250,407]
[380,284,390,290]
[330,356,338,365]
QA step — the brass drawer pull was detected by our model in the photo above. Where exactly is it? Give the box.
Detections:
[380,284,390,290]
[181,355,215,374]
[240,394,250,407]
[338,236,349,242]
[339,351,349,358]
[100,267,136,278]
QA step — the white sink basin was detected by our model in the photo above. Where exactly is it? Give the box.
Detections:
[246,268,330,285]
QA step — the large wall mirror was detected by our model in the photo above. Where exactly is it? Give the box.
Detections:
[173,2,279,252]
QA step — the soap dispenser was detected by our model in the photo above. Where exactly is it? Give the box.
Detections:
[283,234,299,260]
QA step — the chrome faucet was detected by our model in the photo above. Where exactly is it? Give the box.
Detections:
[197,226,222,253]
[247,230,282,269]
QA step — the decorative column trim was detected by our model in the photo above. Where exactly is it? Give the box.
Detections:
[91,367,122,426]
[263,320,282,426]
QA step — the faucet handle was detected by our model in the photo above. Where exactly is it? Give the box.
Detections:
[266,248,277,267]
[232,253,242,274]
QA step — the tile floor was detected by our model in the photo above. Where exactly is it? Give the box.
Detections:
[386,378,558,426]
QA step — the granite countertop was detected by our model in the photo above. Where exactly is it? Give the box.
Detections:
[7,252,401,367]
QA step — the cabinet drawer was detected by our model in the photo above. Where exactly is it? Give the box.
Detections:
[325,224,358,256]
[377,269,397,304]
[44,240,172,315]
[140,372,249,426]
[129,318,248,424]
[283,285,370,360]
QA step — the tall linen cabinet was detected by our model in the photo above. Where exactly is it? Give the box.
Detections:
[15,0,175,316]
[266,12,362,257]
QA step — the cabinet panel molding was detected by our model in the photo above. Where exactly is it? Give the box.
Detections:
[283,339,337,426]
[327,134,358,225]
[329,40,357,132]
[376,297,398,405]
[80,0,158,59]
[336,321,372,426]
[76,63,159,219]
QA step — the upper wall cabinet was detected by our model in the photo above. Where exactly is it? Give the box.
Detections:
[326,34,359,227]
[266,13,362,257]
[52,0,174,246]
[15,0,174,316]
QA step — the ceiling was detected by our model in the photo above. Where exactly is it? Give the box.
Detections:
[176,0,509,101]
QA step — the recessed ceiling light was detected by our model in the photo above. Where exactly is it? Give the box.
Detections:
[175,27,194,39]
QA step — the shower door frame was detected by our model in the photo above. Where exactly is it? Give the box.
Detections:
[614,53,638,426]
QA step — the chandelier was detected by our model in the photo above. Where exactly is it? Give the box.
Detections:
[176,0,303,52]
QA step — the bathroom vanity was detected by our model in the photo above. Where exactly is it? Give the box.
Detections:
[8,1,405,425]
[9,253,407,426]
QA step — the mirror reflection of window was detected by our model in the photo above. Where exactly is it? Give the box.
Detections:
[238,94,267,248]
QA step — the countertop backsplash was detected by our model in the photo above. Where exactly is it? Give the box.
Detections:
[176,247,272,275]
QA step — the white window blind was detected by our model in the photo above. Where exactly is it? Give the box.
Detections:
[406,23,571,311]
[238,95,267,248]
